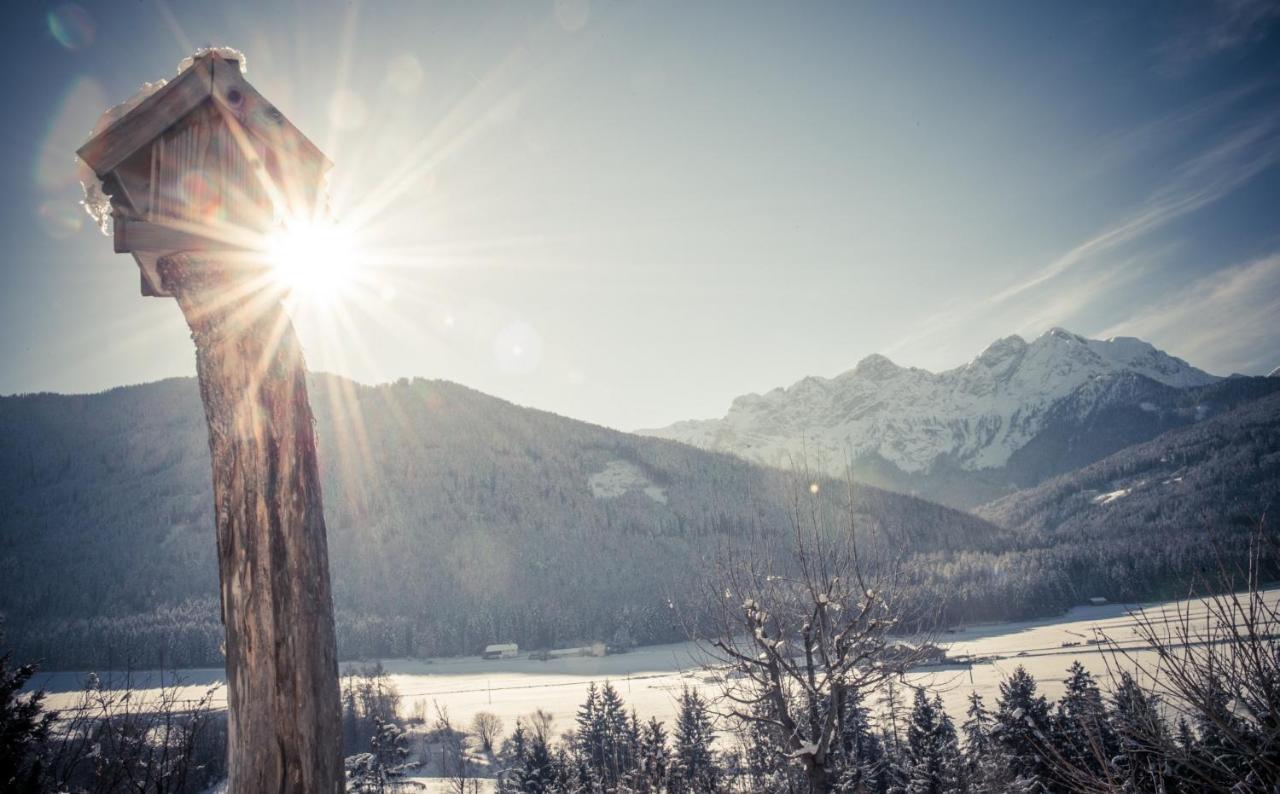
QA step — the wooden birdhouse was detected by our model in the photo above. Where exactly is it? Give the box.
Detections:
[77,51,330,296]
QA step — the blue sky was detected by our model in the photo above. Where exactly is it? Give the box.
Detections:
[1,0,1278,430]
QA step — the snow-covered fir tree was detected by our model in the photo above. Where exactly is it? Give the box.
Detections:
[993,665,1053,791]
[833,686,888,793]
[638,716,671,793]
[902,688,962,794]
[672,687,720,793]
[1052,661,1114,782]
[1109,671,1169,792]
[597,681,631,785]
[961,691,1002,793]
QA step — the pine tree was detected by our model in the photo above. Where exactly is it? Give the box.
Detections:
[622,709,644,789]
[905,687,940,793]
[879,680,909,793]
[520,732,557,794]
[0,641,53,794]
[962,691,992,759]
[1174,717,1194,754]
[672,687,720,793]
[1191,678,1245,782]
[638,716,671,793]
[743,695,790,790]
[1110,672,1169,793]
[551,745,577,792]
[372,717,409,773]
[576,682,606,777]
[993,666,1052,791]
[903,689,962,794]
[1170,717,1200,792]
[834,687,886,793]
[598,680,631,784]
[933,695,963,792]
[342,677,361,754]
[349,716,409,794]
[962,691,999,793]
[498,721,529,793]
[1053,661,1114,780]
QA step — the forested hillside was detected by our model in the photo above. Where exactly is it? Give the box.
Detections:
[895,390,1280,628]
[0,376,1001,669]
[978,390,1280,535]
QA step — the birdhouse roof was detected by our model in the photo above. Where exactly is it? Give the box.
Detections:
[76,52,330,178]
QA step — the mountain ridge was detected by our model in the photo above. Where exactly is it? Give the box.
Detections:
[638,329,1276,507]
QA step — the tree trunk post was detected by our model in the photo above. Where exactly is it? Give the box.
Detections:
[158,252,344,793]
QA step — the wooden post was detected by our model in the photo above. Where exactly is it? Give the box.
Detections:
[157,252,344,792]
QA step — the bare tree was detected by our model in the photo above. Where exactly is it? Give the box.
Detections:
[430,703,478,793]
[471,712,503,754]
[525,709,555,747]
[698,465,936,792]
[42,670,226,794]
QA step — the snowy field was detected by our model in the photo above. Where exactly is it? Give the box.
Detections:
[31,586,1279,783]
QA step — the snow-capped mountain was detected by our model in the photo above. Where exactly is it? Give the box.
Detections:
[640,329,1266,507]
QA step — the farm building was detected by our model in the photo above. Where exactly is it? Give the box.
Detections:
[482,643,519,660]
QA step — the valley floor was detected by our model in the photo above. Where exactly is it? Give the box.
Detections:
[35,588,1279,789]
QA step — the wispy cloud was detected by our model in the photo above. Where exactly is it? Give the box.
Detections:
[1081,78,1271,187]
[885,103,1280,368]
[990,105,1280,305]
[1098,252,1280,374]
[1155,0,1280,74]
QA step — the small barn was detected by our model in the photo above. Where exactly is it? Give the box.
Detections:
[483,643,519,660]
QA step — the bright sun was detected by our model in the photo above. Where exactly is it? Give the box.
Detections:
[265,220,357,304]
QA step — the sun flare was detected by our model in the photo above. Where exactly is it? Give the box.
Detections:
[265,220,358,304]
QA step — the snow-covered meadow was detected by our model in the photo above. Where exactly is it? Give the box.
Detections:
[35,587,1277,738]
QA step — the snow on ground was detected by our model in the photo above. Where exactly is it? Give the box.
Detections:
[33,588,1280,786]
[588,459,667,503]
[353,642,720,741]
[1092,487,1131,505]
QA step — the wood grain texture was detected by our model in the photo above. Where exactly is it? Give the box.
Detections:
[76,60,212,175]
[116,220,255,253]
[157,252,344,793]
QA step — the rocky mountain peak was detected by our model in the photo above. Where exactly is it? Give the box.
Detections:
[643,329,1223,480]
[852,353,902,379]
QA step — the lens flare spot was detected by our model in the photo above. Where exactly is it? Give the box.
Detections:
[266,220,357,305]
[387,54,424,94]
[809,483,820,495]
[38,199,83,239]
[554,0,591,32]
[48,4,95,51]
[493,322,543,375]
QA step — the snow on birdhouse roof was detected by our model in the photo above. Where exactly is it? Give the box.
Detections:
[76,49,330,180]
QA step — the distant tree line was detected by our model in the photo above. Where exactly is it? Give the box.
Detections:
[7,516,1267,671]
